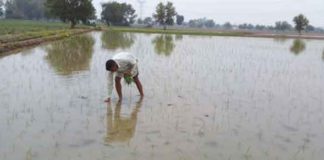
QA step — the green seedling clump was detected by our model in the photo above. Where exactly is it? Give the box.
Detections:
[124,75,134,85]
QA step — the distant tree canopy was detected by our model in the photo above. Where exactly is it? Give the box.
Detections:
[137,18,143,24]
[0,0,3,17]
[101,2,136,26]
[306,25,315,32]
[4,0,46,19]
[176,15,184,25]
[46,0,95,28]
[143,17,153,25]
[275,21,292,31]
[293,14,309,34]
[205,19,215,28]
[238,23,254,30]
[223,22,232,29]
[255,24,266,30]
[153,1,176,30]
[188,18,215,28]
[153,3,165,26]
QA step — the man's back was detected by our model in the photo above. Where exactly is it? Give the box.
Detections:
[112,52,137,73]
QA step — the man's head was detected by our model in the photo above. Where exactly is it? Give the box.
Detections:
[106,60,118,72]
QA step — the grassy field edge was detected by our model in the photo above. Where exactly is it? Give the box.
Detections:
[105,26,324,40]
[0,28,99,54]
[104,26,251,37]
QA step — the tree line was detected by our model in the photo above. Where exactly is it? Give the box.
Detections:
[0,0,321,34]
[1,0,46,19]
[185,19,318,33]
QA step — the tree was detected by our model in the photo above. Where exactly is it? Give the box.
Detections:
[223,22,232,29]
[238,23,247,29]
[143,17,153,25]
[204,19,215,28]
[306,25,315,32]
[153,3,165,27]
[188,19,202,28]
[293,14,309,34]
[176,15,184,25]
[238,23,254,30]
[5,0,17,18]
[4,0,48,19]
[267,25,275,30]
[137,18,143,24]
[188,18,215,28]
[101,2,136,26]
[165,2,176,26]
[0,0,3,17]
[153,1,176,30]
[46,0,95,28]
[255,24,266,30]
[314,27,324,33]
[275,21,292,31]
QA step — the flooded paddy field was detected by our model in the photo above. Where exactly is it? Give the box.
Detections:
[0,31,324,160]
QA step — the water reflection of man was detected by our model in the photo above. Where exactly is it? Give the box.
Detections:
[105,52,144,102]
[105,97,143,144]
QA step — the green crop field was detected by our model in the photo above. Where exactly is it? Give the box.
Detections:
[0,19,73,35]
[105,26,251,37]
[0,19,96,53]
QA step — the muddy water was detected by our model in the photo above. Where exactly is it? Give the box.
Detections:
[0,31,324,160]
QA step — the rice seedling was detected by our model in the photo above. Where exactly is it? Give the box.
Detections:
[124,75,134,85]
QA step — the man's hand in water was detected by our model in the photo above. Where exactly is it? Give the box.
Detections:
[104,98,111,103]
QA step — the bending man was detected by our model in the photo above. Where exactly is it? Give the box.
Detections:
[105,52,144,102]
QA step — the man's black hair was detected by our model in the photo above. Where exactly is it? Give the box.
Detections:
[106,60,117,71]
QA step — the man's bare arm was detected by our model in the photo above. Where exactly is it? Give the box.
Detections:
[115,76,123,101]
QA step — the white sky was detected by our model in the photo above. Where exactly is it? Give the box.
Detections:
[93,0,324,27]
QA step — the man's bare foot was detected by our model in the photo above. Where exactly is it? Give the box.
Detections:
[117,96,123,102]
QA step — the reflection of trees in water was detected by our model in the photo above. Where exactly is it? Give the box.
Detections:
[101,31,135,50]
[105,98,143,144]
[175,34,183,41]
[290,39,306,55]
[46,35,94,75]
[273,37,288,44]
[152,34,175,56]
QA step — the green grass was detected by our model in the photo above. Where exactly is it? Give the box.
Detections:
[105,26,252,37]
[0,19,98,35]
[104,26,324,40]
[0,19,97,53]
[0,19,72,35]
[0,30,67,43]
